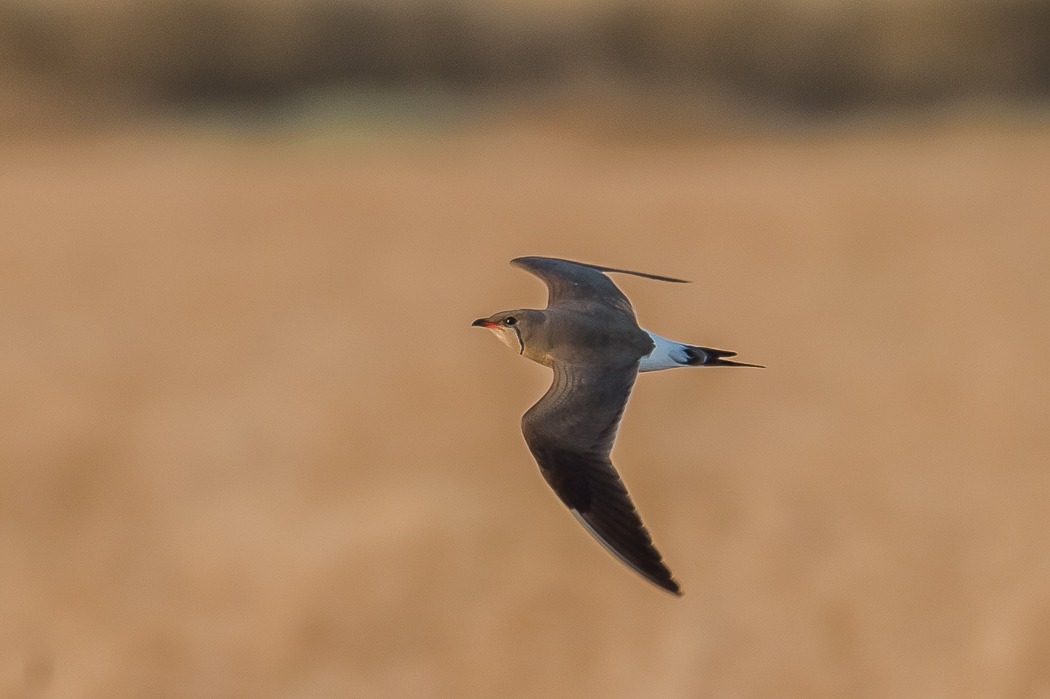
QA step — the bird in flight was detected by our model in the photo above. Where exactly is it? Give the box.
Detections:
[472,256,762,595]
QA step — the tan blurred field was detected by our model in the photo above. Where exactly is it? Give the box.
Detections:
[1,119,1049,698]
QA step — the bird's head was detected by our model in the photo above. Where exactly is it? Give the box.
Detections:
[471,310,543,356]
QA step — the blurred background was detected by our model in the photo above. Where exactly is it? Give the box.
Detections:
[1,0,1050,697]
[2,0,1050,130]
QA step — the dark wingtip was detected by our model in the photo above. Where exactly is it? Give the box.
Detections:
[510,256,690,283]
[629,565,682,596]
[567,507,684,597]
[631,560,682,595]
[643,570,683,596]
[596,265,691,284]
[510,256,544,270]
[661,579,684,596]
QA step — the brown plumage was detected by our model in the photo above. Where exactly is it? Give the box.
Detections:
[473,256,762,595]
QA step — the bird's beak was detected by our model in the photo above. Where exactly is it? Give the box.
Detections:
[471,318,496,328]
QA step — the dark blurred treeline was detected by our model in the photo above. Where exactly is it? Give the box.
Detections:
[1,0,1049,124]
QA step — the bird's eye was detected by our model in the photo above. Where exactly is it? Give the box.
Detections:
[503,317,517,326]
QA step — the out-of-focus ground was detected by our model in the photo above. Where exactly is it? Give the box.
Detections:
[0,117,1048,698]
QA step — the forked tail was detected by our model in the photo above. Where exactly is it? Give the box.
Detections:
[684,345,765,368]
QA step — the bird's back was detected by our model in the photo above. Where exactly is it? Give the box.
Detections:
[526,305,654,369]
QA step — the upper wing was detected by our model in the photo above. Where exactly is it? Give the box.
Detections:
[520,360,681,595]
[511,256,688,314]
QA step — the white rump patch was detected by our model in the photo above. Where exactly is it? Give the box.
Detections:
[638,330,689,372]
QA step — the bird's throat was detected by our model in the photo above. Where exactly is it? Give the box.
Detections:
[490,327,524,354]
